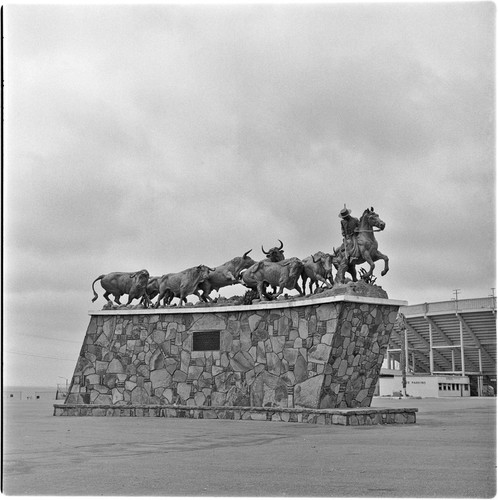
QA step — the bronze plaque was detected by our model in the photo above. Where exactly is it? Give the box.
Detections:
[193,331,220,351]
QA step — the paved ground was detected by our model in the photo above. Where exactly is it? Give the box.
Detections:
[2,397,496,497]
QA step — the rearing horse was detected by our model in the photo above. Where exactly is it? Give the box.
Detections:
[334,207,389,283]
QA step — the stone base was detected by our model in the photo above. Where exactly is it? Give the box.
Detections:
[53,404,417,426]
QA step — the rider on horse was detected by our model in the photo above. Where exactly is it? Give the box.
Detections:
[339,205,360,261]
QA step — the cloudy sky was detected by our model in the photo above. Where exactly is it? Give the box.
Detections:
[4,2,495,387]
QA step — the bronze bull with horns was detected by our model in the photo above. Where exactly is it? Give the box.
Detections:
[242,257,304,301]
[261,239,285,262]
[197,250,256,302]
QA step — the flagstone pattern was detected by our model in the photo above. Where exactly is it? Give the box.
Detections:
[63,298,401,410]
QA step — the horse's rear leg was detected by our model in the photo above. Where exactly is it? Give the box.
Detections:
[362,254,375,280]
[348,265,358,282]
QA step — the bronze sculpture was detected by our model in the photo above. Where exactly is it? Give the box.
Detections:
[196,250,256,302]
[154,265,215,307]
[301,251,334,294]
[91,207,391,308]
[261,240,285,262]
[339,205,360,262]
[92,270,151,306]
[242,257,304,301]
[334,207,389,284]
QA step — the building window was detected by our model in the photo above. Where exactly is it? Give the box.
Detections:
[193,331,221,351]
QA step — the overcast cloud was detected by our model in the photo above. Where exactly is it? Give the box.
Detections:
[4,3,495,386]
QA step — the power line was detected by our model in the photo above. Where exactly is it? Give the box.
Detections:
[5,350,75,361]
[21,333,81,344]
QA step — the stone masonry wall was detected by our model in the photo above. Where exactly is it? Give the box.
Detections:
[65,299,400,409]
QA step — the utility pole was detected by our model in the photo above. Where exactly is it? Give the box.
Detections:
[395,313,408,397]
[452,289,461,311]
[489,288,496,314]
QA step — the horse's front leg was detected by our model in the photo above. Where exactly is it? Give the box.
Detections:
[376,251,389,276]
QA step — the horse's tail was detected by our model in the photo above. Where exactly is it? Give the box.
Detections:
[91,275,105,302]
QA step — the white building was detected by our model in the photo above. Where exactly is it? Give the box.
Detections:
[378,297,496,398]
[376,370,471,398]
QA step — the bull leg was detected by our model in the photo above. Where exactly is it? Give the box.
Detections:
[294,282,304,296]
[263,289,273,301]
[327,272,334,287]
[273,285,285,299]
[301,274,308,295]
[257,282,268,301]
[155,289,167,308]
[166,291,175,306]
[143,291,156,306]
[317,273,332,289]
[140,293,151,308]
[113,294,122,305]
[197,283,212,303]
[200,289,213,303]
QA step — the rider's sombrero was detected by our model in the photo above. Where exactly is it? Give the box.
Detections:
[339,206,351,218]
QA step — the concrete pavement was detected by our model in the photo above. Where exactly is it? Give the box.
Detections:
[2,397,496,497]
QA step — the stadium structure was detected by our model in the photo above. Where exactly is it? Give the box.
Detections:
[377,296,496,398]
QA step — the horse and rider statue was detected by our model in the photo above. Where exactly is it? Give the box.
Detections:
[333,205,389,284]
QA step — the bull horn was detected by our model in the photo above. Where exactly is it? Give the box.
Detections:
[208,266,215,271]
[243,249,252,258]
[261,244,268,254]
[278,239,284,250]
[312,253,320,263]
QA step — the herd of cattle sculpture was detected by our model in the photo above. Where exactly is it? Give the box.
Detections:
[91,207,389,307]
[91,241,335,307]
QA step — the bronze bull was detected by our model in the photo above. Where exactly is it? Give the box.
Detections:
[197,250,256,302]
[155,265,215,307]
[92,270,150,306]
[242,257,304,301]
[301,251,334,294]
